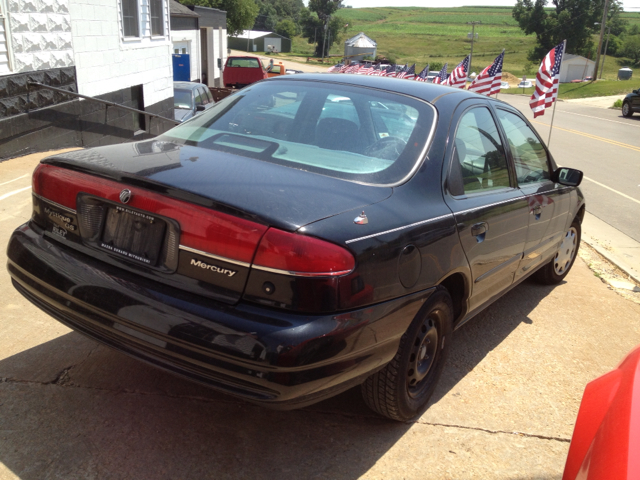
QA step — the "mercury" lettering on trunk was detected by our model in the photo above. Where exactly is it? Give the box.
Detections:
[190,259,237,277]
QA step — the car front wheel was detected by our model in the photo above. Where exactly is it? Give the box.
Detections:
[622,101,633,117]
[534,219,581,285]
[361,286,453,421]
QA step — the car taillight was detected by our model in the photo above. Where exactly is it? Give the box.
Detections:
[253,228,355,277]
[32,164,267,264]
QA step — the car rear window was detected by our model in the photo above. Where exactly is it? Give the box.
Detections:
[161,80,436,186]
[228,58,261,68]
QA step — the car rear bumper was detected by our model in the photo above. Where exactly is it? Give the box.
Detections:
[7,222,432,409]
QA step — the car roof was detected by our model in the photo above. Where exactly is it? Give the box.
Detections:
[265,73,496,105]
[174,81,207,91]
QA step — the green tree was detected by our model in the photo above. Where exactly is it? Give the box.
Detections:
[275,18,296,38]
[184,0,259,36]
[512,0,604,62]
[300,1,348,57]
[622,35,640,64]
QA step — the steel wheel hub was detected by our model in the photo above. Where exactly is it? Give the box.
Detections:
[554,226,577,276]
[407,314,439,397]
[622,103,629,115]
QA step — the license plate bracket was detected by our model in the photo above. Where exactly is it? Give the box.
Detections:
[100,206,166,266]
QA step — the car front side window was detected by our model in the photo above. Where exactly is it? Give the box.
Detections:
[496,109,550,186]
[453,107,510,194]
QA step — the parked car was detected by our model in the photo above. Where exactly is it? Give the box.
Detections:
[173,81,215,123]
[223,56,268,88]
[563,344,640,479]
[517,80,533,88]
[265,61,287,78]
[621,87,640,117]
[426,72,439,83]
[7,75,585,421]
[500,81,510,89]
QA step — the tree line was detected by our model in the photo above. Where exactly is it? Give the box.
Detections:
[513,0,640,66]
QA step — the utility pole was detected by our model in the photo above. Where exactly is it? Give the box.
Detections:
[467,21,481,74]
[593,0,610,81]
[321,16,330,62]
[600,25,611,79]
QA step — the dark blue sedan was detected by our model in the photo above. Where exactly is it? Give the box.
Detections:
[7,75,585,421]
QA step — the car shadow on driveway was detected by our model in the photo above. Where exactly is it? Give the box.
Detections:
[428,278,560,407]
[0,278,558,479]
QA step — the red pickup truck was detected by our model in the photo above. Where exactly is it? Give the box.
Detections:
[223,56,268,88]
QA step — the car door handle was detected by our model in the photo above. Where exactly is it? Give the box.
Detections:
[471,222,488,242]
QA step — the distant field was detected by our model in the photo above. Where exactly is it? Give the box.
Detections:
[288,6,639,81]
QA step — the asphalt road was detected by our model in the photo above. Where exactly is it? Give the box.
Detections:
[499,94,640,242]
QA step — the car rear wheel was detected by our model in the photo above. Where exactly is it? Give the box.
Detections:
[361,286,453,421]
[622,101,633,118]
[534,219,581,285]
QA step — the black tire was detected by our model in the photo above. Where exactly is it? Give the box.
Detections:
[361,287,453,421]
[534,219,581,285]
[622,101,633,118]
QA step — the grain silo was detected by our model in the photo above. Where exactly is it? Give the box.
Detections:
[344,32,377,62]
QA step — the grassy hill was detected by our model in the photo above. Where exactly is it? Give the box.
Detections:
[288,6,640,81]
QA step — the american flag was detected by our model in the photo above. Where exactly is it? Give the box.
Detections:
[382,64,396,77]
[328,63,343,73]
[402,64,416,80]
[432,63,448,84]
[415,65,430,82]
[368,64,382,76]
[396,65,408,79]
[357,62,373,74]
[339,63,350,73]
[530,41,565,118]
[444,55,470,88]
[468,50,504,95]
[346,62,360,74]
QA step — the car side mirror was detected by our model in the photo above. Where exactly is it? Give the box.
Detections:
[196,104,206,112]
[551,167,583,187]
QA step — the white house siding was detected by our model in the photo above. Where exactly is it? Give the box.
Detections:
[171,28,199,81]
[4,0,74,75]
[70,0,172,108]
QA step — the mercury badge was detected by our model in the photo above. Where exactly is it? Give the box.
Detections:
[354,211,368,225]
[119,189,132,204]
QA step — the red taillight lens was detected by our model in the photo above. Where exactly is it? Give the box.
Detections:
[32,164,267,263]
[253,228,355,277]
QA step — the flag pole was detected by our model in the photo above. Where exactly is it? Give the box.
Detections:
[546,40,566,147]
[547,101,558,146]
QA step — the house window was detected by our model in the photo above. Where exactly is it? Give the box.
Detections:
[150,0,164,36]
[121,0,140,37]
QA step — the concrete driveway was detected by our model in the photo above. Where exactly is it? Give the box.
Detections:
[1,151,640,479]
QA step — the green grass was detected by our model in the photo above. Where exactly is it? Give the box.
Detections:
[499,80,636,99]
[288,6,639,86]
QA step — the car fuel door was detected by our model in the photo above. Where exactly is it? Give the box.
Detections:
[444,105,529,313]
[494,108,572,280]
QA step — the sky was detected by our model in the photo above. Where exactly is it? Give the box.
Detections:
[340,0,640,11]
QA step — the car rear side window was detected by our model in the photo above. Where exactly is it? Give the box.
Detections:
[228,58,261,68]
[161,81,436,186]
[496,109,550,186]
[453,107,510,194]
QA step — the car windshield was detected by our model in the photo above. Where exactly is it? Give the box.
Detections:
[161,80,436,185]
[174,89,193,110]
